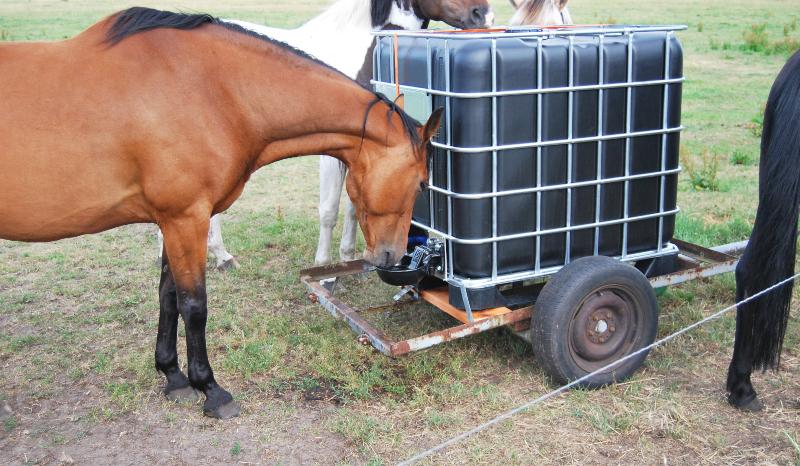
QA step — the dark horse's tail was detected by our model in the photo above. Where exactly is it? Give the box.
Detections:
[733,49,800,376]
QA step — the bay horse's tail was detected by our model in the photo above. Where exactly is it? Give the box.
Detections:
[733,49,800,375]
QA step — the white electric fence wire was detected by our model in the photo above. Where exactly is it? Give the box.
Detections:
[399,270,800,466]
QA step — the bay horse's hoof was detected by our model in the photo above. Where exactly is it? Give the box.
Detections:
[204,400,241,420]
[728,393,764,412]
[165,386,200,404]
[216,257,240,272]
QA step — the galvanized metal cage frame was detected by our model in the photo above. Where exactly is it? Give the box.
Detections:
[372,25,687,290]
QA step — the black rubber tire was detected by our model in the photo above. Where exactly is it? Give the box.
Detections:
[531,256,659,388]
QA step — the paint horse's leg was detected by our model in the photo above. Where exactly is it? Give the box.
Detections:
[157,228,166,267]
[726,261,763,411]
[160,213,240,419]
[340,195,358,262]
[316,155,347,265]
[208,214,239,271]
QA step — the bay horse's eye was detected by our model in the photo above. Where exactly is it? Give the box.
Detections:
[420,181,429,192]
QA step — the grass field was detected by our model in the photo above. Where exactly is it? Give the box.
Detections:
[1,0,799,464]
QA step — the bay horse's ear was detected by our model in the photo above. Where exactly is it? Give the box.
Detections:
[422,107,444,143]
[394,94,405,110]
[508,0,523,9]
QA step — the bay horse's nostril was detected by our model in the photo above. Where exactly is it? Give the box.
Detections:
[382,250,393,267]
[470,7,486,26]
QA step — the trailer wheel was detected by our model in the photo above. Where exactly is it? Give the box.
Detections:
[531,256,658,388]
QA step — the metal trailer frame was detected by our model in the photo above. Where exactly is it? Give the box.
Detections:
[300,239,745,357]
[371,25,687,291]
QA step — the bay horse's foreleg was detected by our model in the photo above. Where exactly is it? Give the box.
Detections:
[157,216,239,271]
[155,254,199,403]
[726,263,763,411]
[315,155,347,265]
[161,215,240,419]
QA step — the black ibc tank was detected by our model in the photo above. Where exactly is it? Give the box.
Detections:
[375,29,683,283]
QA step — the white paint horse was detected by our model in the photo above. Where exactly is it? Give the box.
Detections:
[508,0,572,26]
[156,0,494,269]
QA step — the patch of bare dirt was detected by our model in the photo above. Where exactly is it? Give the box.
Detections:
[0,385,352,465]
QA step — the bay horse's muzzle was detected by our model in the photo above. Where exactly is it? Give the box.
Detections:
[466,6,494,28]
[365,246,402,268]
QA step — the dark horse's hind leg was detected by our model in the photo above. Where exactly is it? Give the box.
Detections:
[161,215,240,419]
[155,256,199,403]
[726,264,763,411]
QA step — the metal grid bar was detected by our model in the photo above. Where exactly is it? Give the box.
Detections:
[427,38,435,233]
[376,36,382,88]
[373,24,687,39]
[491,38,498,281]
[429,126,683,153]
[565,36,575,265]
[657,32,673,251]
[371,77,685,99]
[445,39,454,283]
[593,34,605,256]
[535,37,543,274]
[412,208,679,245]
[622,32,633,258]
[427,167,681,200]
[444,243,680,289]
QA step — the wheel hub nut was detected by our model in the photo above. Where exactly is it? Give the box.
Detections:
[587,308,619,344]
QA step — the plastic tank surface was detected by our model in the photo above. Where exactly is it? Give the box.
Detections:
[373,26,684,306]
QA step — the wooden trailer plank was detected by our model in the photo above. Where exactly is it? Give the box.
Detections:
[420,288,513,323]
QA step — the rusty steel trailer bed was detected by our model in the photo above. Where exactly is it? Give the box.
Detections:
[300,239,744,357]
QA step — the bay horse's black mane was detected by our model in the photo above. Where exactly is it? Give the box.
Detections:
[105,7,422,146]
[362,92,423,146]
[106,7,323,66]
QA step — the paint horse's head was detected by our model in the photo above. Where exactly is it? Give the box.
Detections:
[346,97,443,267]
[508,0,572,26]
[419,0,494,28]
[394,0,495,29]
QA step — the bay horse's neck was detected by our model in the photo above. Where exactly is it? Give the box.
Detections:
[211,28,404,171]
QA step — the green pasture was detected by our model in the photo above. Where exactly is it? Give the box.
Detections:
[1,0,798,464]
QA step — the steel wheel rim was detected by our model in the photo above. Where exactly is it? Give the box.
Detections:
[568,286,640,374]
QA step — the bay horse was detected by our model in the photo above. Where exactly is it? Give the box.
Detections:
[158,0,494,269]
[508,0,572,26]
[0,7,442,419]
[727,49,800,411]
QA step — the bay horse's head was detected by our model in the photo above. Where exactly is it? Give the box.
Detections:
[508,0,572,26]
[413,0,495,29]
[346,96,443,268]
